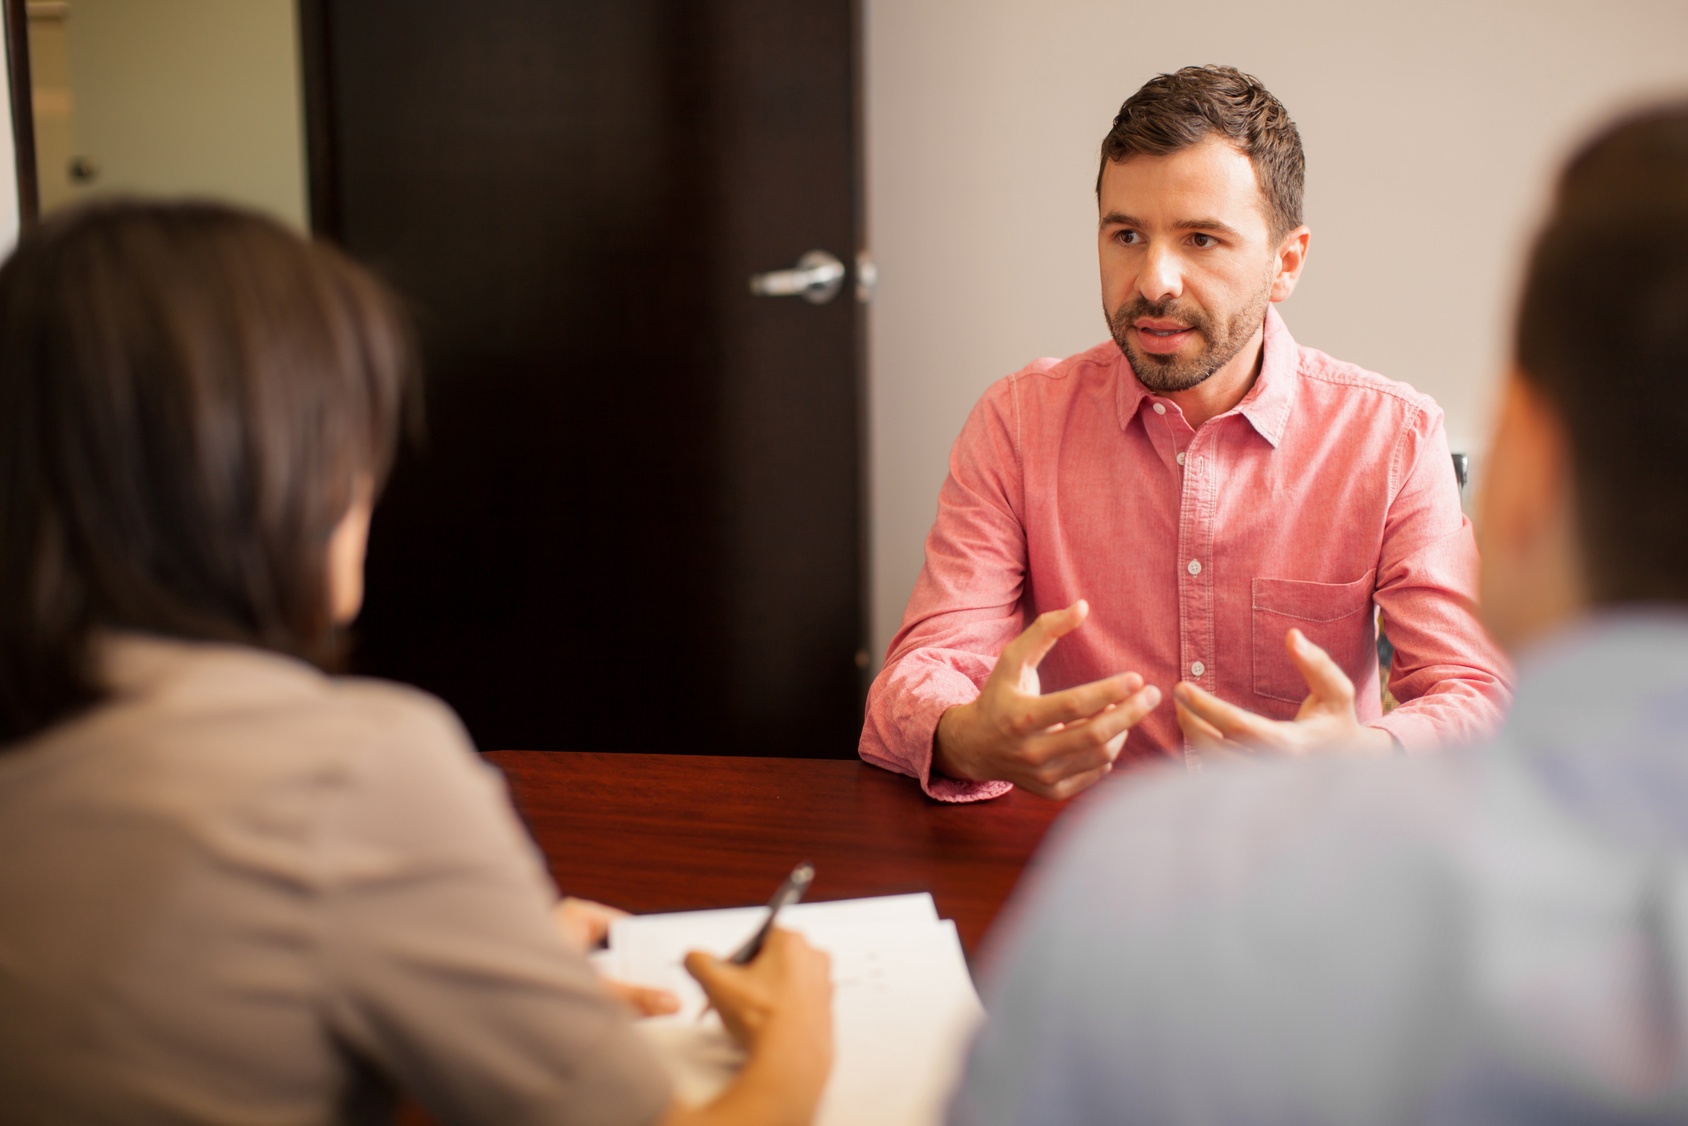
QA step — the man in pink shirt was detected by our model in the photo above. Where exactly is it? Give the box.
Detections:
[860,65,1511,803]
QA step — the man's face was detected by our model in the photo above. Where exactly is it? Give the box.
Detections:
[1098,137,1289,392]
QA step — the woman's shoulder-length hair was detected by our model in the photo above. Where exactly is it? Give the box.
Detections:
[0,198,417,745]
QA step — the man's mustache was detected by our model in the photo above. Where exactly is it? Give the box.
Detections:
[1109,299,1211,337]
[1114,298,1208,334]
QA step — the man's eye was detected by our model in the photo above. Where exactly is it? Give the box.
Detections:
[1116,230,1141,245]
[1191,233,1218,248]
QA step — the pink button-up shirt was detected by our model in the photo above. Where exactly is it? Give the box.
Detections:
[861,309,1512,801]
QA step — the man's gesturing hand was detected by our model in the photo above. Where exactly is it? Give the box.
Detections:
[1173,627,1394,758]
[933,600,1160,799]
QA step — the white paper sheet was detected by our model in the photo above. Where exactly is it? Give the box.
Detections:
[601,894,982,1126]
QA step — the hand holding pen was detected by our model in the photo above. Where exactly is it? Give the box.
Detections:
[730,861,815,963]
[696,861,816,1021]
[684,886,831,1065]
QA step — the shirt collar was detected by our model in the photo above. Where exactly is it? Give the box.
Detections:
[98,631,325,710]
[1114,305,1300,447]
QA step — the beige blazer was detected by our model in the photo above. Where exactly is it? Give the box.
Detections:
[0,635,669,1125]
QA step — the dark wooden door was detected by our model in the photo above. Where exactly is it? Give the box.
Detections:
[301,1,866,757]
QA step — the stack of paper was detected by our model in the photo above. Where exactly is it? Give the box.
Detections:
[595,893,982,1126]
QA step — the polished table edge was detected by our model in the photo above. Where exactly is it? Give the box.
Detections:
[481,749,1071,961]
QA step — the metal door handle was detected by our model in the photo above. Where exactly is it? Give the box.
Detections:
[749,249,846,304]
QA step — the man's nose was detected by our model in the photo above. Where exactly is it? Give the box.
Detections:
[1138,243,1183,303]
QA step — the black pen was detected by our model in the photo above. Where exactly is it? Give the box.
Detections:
[729,861,816,964]
[699,861,816,1022]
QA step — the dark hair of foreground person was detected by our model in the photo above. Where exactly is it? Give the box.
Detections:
[0,200,414,744]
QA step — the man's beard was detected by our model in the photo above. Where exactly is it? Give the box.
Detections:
[1108,287,1271,394]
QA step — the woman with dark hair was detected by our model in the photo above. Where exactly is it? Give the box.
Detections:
[0,201,831,1125]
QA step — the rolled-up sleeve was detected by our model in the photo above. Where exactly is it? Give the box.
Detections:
[860,379,1030,802]
[1369,407,1513,752]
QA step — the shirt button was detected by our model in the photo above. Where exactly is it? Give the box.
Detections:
[1187,559,1201,575]
[1190,660,1206,678]
[1175,451,1185,466]
[1152,402,1166,415]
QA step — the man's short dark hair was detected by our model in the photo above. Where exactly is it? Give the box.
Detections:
[1098,65,1305,240]
[1515,103,1688,604]
[0,200,417,744]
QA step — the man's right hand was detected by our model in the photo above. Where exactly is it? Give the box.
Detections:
[933,600,1160,799]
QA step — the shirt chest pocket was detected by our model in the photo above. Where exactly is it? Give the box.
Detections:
[1251,571,1376,704]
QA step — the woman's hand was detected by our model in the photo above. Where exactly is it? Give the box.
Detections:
[661,928,835,1126]
[552,897,680,1018]
[552,896,625,952]
[684,928,832,1051]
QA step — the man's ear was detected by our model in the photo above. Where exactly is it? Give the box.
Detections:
[1476,370,1586,651]
[1268,225,1311,303]
[1482,374,1570,554]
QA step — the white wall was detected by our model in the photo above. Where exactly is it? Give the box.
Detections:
[863,0,1688,661]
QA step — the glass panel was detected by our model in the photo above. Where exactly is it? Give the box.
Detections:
[26,0,306,228]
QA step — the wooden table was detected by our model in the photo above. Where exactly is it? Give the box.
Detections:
[399,752,1065,1125]
[486,751,1070,957]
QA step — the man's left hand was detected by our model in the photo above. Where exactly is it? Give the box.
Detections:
[1173,628,1394,757]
